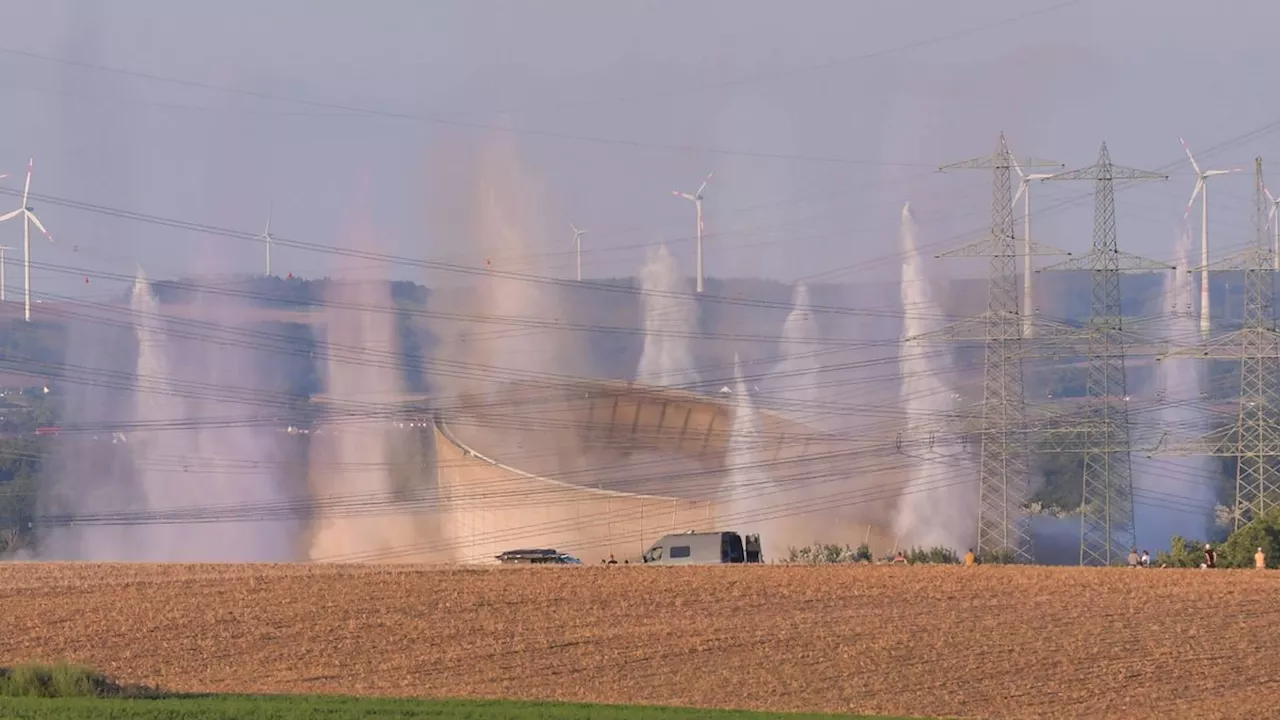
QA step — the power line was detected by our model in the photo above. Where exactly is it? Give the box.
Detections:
[0,46,933,169]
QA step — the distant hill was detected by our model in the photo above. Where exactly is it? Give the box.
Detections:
[0,271,1264,409]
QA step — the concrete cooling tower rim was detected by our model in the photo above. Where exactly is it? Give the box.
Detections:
[429,378,900,564]
[435,419,698,502]
[435,378,840,505]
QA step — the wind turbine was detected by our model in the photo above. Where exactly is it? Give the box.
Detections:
[0,171,10,303]
[1180,137,1241,339]
[1012,156,1059,337]
[259,204,275,277]
[1266,186,1280,271]
[673,171,713,293]
[570,222,587,282]
[0,245,10,302]
[0,160,53,323]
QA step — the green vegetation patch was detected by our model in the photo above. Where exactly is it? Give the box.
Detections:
[1158,507,1280,568]
[0,694,913,719]
[0,667,916,720]
[0,662,157,699]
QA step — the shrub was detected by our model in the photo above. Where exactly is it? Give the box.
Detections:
[905,546,960,564]
[852,543,873,563]
[817,544,845,564]
[785,544,819,564]
[0,527,19,555]
[0,663,158,699]
[979,547,1021,565]
[1159,510,1280,569]
[1215,508,1280,569]
[783,543,872,564]
[1157,536,1206,568]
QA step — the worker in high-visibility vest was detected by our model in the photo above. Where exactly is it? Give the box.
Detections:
[1256,547,1267,570]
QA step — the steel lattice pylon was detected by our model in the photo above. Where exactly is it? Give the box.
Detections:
[1041,143,1168,565]
[1235,159,1280,524]
[1157,158,1280,528]
[934,133,1062,561]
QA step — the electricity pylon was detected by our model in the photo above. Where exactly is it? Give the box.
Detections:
[1039,142,1169,566]
[1155,157,1280,529]
[928,132,1065,561]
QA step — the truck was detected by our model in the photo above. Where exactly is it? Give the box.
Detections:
[640,530,763,565]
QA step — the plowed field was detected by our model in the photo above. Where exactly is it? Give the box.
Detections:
[1,564,1277,720]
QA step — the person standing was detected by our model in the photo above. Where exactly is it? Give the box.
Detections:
[1204,544,1217,569]
[1256,547,1267,569]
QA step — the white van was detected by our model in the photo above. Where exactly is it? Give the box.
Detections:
[641,531,763,565]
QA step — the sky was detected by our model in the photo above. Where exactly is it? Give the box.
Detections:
[0,0,1278,303]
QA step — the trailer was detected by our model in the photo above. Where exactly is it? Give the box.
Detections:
[495,548,583,565]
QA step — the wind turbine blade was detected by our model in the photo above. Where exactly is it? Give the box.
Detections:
[1182,179,1202,220]
[1204,169,1242,177]
[1266,186,1276,204]
[264,203,273,237]
[674,191,695,201]
[26,211,52,242]
[1011,154,1026,180]
[0,173,8,181]
[1179,137,1202,177]
[1013,180,1027,205]
[696,172,713,197]
[0,209,21,223]
[22,158,32,202]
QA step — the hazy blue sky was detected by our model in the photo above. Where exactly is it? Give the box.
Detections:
[1,0,1278,302]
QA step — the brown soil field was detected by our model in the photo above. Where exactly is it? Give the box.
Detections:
[1,564,1277,720]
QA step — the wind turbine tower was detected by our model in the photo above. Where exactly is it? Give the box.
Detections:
[1181,137,1241,339]
[0,245,10,302]
[674,172,713,293]
[0,172,10,303]
[260,205,275,277]
[0,244,12,301]
[1013,156,1062,337]
[0,160,54,323]
[1265,186,1280,271]
[571,222,587,282]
